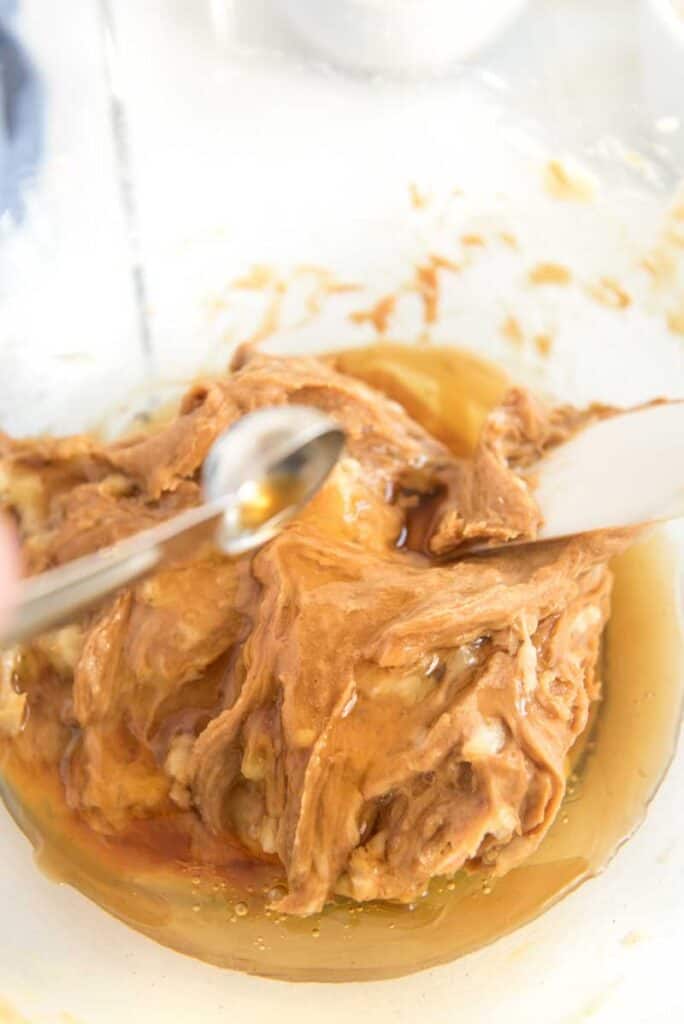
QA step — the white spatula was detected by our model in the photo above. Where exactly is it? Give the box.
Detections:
[534,402,684,541]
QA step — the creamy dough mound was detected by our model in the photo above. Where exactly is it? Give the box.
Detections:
[0,352,629,915]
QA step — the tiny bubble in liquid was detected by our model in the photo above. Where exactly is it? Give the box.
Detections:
[561,814,569,825]
[446,881,456,891]
[235,901,248,917]
[192,904,201,913]
[312,926,321,939]
[482,881,492,895]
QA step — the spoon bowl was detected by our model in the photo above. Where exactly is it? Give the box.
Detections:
[205,405,346,555]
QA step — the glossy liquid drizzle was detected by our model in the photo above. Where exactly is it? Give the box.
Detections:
[236,475,303,530]
[1,343,682,981]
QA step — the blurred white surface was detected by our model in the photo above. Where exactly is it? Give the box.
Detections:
[0,1,684,1022]
[0,1,146,436]
[642,0,684,121]
[271,0,529,74]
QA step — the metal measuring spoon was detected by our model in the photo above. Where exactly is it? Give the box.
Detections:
[1,405,345,646]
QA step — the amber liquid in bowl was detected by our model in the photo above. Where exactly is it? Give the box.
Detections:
[1,344,682,981]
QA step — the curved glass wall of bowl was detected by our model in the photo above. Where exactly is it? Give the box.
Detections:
[82,0,684,411]
[2,0,683,440]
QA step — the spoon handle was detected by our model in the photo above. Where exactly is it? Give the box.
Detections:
[0,405,345,647]
[0,499,228,646]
